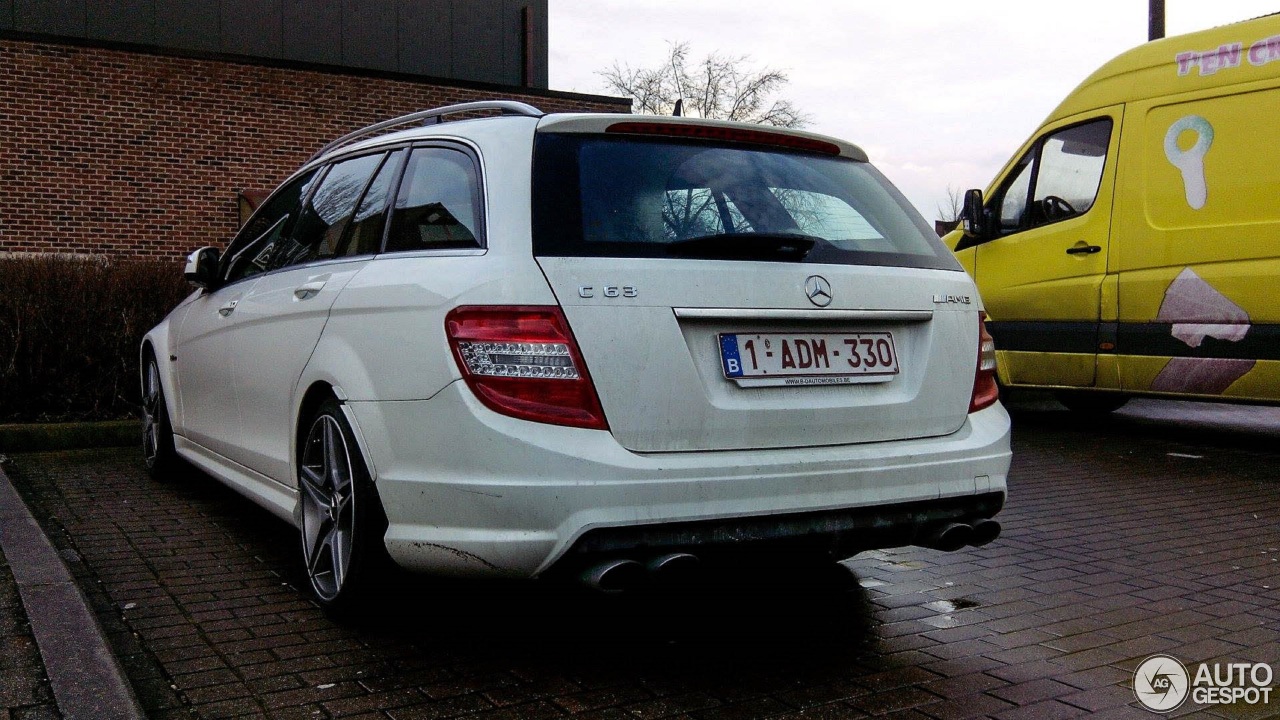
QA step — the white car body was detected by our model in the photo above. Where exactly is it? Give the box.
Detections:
[142,103,1011,591]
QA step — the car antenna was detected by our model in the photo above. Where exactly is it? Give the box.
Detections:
[672,99,683,117]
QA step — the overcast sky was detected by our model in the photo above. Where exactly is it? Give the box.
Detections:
[548,1,1278,221]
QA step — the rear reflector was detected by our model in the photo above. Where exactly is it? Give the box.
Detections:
[970,312,999,413]
[605,121,842,155]
[446,306,608,430]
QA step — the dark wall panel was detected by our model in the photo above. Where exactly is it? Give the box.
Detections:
[13,0,86,36]
[450,0,503,85]
[5,0,550,88]
[499,0,521,84]
[396,0,450,78]
[154,0,218,51]
[528,0,546,87]
[219,0,281,59]
[87,0,154,44]
[341,0,394,70]
[282,0,340,65]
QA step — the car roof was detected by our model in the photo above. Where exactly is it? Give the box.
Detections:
[306,104,869,169]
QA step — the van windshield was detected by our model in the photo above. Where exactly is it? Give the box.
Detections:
[531,134,960,270]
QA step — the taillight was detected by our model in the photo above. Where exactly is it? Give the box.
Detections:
[970,312,999,413]
[445,306,608,430]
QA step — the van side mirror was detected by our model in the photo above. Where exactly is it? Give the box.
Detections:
[961,189,986,239]
[184,247,221,289]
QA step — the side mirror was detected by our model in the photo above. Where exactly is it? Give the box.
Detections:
[183,247,221,289]
[961,188,986,239]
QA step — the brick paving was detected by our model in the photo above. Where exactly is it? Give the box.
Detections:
[3,399,1280,720]
[0,543,59,720]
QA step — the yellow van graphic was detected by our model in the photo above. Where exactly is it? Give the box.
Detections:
[948,13,1280,411]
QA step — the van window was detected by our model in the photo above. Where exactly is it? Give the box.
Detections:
[993,118,1112,235]
[386,147,483,252]
[532,134,959,270]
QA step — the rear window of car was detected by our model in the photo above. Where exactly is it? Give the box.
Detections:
[531,133,960,270]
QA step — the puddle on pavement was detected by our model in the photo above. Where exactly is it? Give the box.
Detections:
[923,597,981,613]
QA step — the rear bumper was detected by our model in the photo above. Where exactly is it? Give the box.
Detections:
[347,381,1011,578]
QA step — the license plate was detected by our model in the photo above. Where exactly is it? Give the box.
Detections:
[719,332,899,387]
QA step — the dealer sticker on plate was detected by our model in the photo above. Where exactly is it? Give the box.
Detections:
[719,332,899,387]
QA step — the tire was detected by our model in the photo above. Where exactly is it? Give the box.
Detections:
[1055,390,1129,414]
[297,398,389,613]
[141,354,179,480]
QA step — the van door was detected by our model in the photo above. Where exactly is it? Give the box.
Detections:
[966,109,1122,387]
[1113,84,1280,400]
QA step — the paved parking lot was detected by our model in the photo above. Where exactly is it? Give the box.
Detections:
[4,398,1280,720]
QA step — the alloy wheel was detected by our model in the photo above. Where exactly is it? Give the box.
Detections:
[141,361,162,465]
[299,414,357,602]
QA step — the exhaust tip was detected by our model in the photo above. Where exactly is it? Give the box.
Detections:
[647,552,699,582]
[581,559,645,593]
[969,519,1001,547]
[924,522,973,552]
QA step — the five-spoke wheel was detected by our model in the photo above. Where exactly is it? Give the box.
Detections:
[298,399,386,611]
[141,355,178,479]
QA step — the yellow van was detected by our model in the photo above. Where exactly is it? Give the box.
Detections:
[948,13,1280,412]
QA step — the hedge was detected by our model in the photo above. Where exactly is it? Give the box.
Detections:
[0,256,191,422]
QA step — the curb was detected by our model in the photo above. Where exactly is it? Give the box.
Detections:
[0,463,147,719]
[0,420,140,453]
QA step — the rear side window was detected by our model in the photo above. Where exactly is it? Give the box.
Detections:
[341,149,404,256]
[532,134,958,270]
[274,152,385,269]
[386,147,483,252]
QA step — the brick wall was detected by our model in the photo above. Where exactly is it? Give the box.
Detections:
[0,38,627,260]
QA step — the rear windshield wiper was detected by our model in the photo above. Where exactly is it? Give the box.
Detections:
[664,233,822,262]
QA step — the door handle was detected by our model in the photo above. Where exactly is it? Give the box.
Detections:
[218,300,238,317]
[293,281,327,300]
[1066,244,1102,255]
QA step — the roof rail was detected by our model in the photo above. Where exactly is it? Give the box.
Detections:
[306,100,544,163]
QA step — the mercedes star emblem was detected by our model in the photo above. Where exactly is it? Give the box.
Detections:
[804,275,832,307]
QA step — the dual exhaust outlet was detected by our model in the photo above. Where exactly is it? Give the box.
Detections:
[917,518,1001,552]
[579,518,1000,592]
[580,552,699,593]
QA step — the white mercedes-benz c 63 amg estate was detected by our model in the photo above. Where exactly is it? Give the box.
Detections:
[140,101,1010,611]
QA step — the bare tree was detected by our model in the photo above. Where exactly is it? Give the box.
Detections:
[932,185,967,237]
[936,185,965,225]
[600,42,808,128]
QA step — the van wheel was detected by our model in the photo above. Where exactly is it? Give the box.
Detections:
[297,399,389,613]
[141,355,179,480]
[1055,391,1129,414]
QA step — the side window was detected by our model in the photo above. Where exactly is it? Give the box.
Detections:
[992,118,1112,236]
[997,155,1033,233]
[386,147,483,252]
[268,152,385,270]
[338,150,404,257]
[224,169,320,284]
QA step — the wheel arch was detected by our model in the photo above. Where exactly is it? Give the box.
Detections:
[292,381,380,488]
[140,325,180,430]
